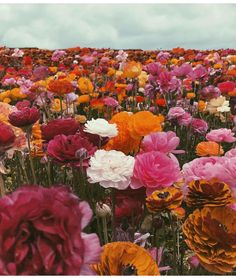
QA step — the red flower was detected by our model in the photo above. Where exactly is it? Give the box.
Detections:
[9,107,40,128]
[217,81,235,94]
[15,100,31,111]
[41,118,80,141]
[47,134,97,167]
[0,185,101,275]
[0,121,15,150]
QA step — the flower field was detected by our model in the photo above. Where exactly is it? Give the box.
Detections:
[0,45,236,275]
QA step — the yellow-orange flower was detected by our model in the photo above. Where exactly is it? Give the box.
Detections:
[183,206,236,274]
[186,92,195,99]
[92,242,160,275]
[77,77,94,94]
[196,141,224,157]
[104,111,141,154]
[128,111,162,139]
[51,98,66,112]
[123,61,142,79]
[186,179,234,208]
[146,186,183,213]
[32,122,42,140]
[77,94,90,104]
[198,100,206,112]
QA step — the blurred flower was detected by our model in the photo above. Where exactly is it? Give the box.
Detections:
[87,149,135,190]
[131,151,181,195]
[103,96,119,107]
[11,48,24,57]
[207,96,230,114]
[84,118,118,138]
[47,133,97,167]
[217,81,235,94]
[123,61,142,79]
[196,141,224,156]
[186,179,234,208]
[0,121,15,152]
[183,206,236,274]
[9,107,40,128]
[92,242,159,275]
[206,128,236,143]
[0,185,101,275]
[41,118,80,141]
[167,107,185,120]
[51,49,66,61]
[48,79,74,96]
[200,85,221,100]
[77,77,94,94]
[191,118,208,134]
[146,186,183,213]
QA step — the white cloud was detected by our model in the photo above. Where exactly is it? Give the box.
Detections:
[0,4,235,50]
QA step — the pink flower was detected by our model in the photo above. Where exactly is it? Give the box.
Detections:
[206,128,236,143]
[188,255,200,269]
[200,85,221,100]
[103,97,119,107]
[225,147,236,158]
[172,63,192,78]
[2,77,16,86]
[0,185,101,275]
[141,131,184,154]
[191,118,208,134]
[178,112,192,126]
[131,151,181,195]
[51,50,66,62]
[167,107,185,120]
[149,247,171,272]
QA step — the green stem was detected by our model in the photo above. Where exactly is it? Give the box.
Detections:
[111,189,116,241]
[102,217,109,244]
[168,211,178,275]
[26,131,37,184]
[59,96,63,118]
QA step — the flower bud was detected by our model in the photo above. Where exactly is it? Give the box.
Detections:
[95,203,111,218]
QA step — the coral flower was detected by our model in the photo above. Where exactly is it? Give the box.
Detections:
[0,185,101,275]
[48,79,74,96]
[196,141,224,156]
[186,179,234,208]
[146,186,183,213]
[131,151,181,195]
[183,206,236,274]
[92,242,159,275]
[128,111,162,139]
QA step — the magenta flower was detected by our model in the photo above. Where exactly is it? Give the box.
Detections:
[191,118,208,134]
[0,185,101,275]
[200,85,221,100]
[172,63,192,78]
[167,107,186,120]
[103,97,119,107]
[47,134,97,168]
[206,128,236,143]
[131,151,181,195]
[142,131,184,154]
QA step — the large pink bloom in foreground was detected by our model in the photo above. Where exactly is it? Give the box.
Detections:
[0,185,101,275]
[131,151,181,195]
[141,131,184,154]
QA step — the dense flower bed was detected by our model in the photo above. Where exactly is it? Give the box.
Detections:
[0,45,236,275]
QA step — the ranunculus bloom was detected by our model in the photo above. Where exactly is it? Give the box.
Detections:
[196,141,224,156]
[217,81,235,94]
[9,107,40,128]
[41,118,80,141]
[47,134,97,167]
[92,242,159,275]
[177,112,192,126]
[225,147,236,158]
[131,151,181,195]
[167,107,185,120]
[128,111,163,139]
[206,128,236,143]
[51,49,66,61]
[15,100,31,110]
[207,96,230,115]
[77,77,94,95]
[103,97,119,107]
[0,185,101,275]
[141,131,184,154]
[0,121,15,150]
[200,85,221,100]
[48,79,74,96]
[191,118,208,134]
[186,179,234,208]
[146,186,183,213]
[183,206,236,274]
[87,150,135,190]
[84,118,118,138]
[123,61,142,79]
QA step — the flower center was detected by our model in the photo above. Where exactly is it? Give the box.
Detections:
[121,264,137,275]
[157,191,170,199]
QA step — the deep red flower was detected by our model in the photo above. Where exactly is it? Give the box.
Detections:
[0,121,15,149]
[0,185,101,275]
[9,107,40,128]
[217,81,235,94]
[41,118,80,141]
[47,134,97,167]
[15,100,31,111]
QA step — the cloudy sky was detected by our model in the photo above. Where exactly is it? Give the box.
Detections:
[0,4,235,50]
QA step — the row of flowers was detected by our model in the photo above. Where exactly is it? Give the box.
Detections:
[0,45,236,275]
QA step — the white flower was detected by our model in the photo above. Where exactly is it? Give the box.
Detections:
[87,150,135,190]
[216,100,230,113]
[12,48,24,57]
[84,118,118,138]
[207,96,230,115]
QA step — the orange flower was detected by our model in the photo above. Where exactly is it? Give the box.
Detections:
[30,139,45,157]
[198,100,206,112]
[90,98,104,111]
[77,94,90,104]
[77,77,94,94]
[186,92,196,99]
[32,122,42,140]
[186,179,234,208]
[92,242,160,275]
[196,141,224,157]
[146,186,183,213]
[48,79,74,96]
[128,111,162,139]
[156,98,166,107]
[183,206,236,274]
[104,111,141,154]
[123,61,142,79]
